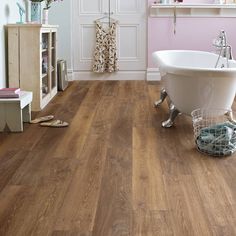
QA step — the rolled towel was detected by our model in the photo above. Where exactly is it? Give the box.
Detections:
[196,121,236,156]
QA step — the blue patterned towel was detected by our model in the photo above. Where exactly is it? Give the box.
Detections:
[196,121,236,156]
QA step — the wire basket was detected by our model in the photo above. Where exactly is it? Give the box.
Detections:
[191,108,236,157]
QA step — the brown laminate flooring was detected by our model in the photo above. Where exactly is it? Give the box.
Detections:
[0,81,235,236]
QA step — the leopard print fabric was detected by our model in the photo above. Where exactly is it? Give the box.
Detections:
[93,20,119,73]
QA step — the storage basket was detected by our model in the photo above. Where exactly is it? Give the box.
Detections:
[191,108,236,157]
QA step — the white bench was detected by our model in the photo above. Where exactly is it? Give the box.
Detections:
[0,91,33,132]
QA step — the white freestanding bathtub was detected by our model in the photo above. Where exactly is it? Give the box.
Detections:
[152,50,236,127]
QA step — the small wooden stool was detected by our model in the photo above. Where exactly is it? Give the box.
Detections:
[0,91,33,132]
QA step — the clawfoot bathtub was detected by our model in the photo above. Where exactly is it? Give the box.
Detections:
[152,50,236,127]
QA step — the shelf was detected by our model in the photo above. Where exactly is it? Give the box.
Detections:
[150,4,236,17]
[6,24,59,28]
[42,92,49,99]
[41,73,47,78]
[7,24,58,111]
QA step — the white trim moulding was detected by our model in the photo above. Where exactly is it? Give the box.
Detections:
[73,71,146,81]
[150,3,236,18]
[146,68,161,81]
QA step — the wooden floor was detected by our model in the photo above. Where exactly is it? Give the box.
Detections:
[0,81,236,236]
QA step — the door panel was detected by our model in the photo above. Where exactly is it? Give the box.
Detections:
[72,0,146,73]
[81,25,96,60]
[80,0,103,14]
[119,25,138,59]
[73,23,96,70]
[116,0,139,14]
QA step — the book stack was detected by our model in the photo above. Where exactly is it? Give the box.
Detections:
[0,88,21,98]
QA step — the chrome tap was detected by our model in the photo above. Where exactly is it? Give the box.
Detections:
[213,30,233,68]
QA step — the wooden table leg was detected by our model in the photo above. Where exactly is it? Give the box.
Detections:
[22,104,31,122]
[0,104,6,131]
[5,103,23,132]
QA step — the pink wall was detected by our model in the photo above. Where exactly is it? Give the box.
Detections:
[148,0,236,67]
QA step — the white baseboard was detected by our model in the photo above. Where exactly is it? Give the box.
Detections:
[67,70,161,81]
[146,68,161,81]
[72,71,146,81]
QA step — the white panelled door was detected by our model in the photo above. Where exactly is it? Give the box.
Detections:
[72,0,147,79]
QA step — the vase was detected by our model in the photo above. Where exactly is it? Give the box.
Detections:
[31,2,41,23]
[25,0,31,22]
[42,9,49,25]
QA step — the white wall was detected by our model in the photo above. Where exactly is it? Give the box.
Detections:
[0,0,72,87]
[0,0,24,88]
[49,0,72,72]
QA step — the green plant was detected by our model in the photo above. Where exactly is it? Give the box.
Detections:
[44,0,63,10]
[30,0,44,2]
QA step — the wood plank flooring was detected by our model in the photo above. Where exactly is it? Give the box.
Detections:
[0,81,236,236]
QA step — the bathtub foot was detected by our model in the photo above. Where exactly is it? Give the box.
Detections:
[154,88,167,107]
[225,110,236,124]
[162,103,180,128]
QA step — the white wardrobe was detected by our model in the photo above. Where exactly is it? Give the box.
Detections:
[72,0,147,80]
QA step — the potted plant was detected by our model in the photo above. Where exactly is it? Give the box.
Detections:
[30,0,44,23]
[43,0,63,25]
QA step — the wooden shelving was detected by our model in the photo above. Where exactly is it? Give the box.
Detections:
[7,24,58,111]
[150,4,236,17]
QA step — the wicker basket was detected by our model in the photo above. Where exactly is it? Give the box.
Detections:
[191,108,236,157]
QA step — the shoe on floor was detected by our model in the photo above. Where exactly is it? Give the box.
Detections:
[30,115,54,124]
[40,120,69,128]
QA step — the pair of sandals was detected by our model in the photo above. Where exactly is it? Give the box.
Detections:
[30,115,69,127]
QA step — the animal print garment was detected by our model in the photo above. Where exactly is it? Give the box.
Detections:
[93,20,119,73]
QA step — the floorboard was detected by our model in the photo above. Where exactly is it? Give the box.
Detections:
[0,81,235,236]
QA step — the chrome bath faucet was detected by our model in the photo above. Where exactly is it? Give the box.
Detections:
[213,30,233,68]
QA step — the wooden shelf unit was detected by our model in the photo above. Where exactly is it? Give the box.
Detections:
[7,24,58,111]
[150,4,236,17]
